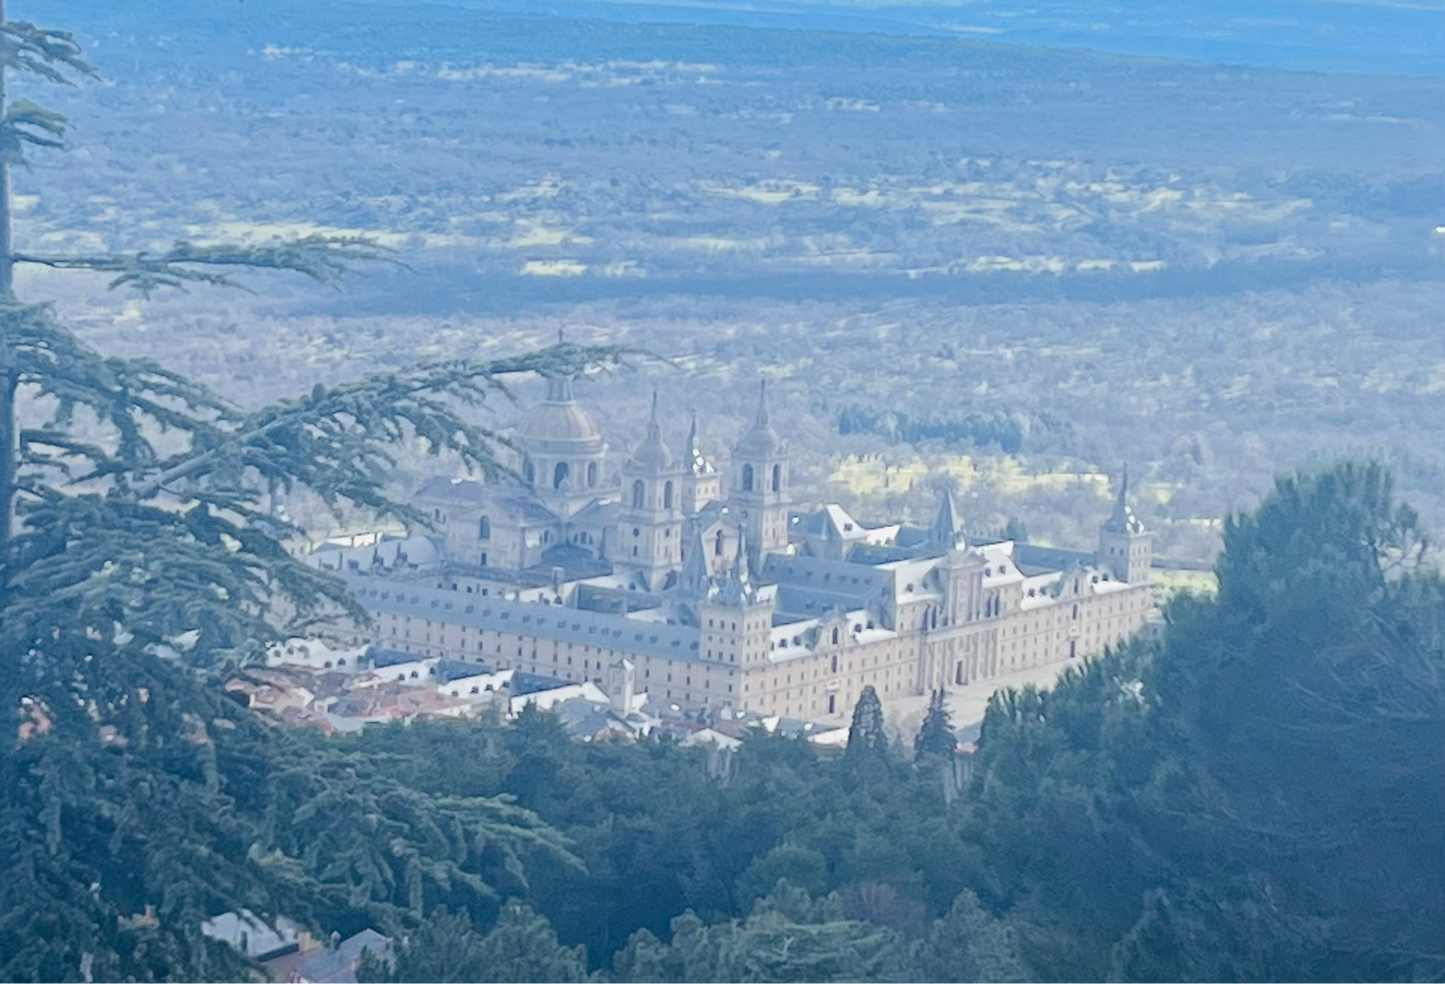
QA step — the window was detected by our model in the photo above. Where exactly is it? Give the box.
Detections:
[663,480,674,509]
[742,463,754,492]
[771,463,781,492]
[523,459,535,484]
[478,516,490,541]
[632,479,645,509]
[553,461,570,489]
[587,461,598,487]
[714,530,724,556]
[831,627,839,645]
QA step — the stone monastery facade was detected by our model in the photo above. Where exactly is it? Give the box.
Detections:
[316,376,1153,722]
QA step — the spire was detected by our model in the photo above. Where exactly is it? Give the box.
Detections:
[930,485,965,550]
[736,381,781,457]
[730,526,751,583]
[679,522,712,596]
[717,526,758,606]
[686,408,716,476]
[646,386,661,441]
[629,385,674,472]
[1103,464,1145,535]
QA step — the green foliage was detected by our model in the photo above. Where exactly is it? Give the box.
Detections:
[837,404,1067,455]
[0,8,1439,981]
[906,891,1030,983]
[913,689,958,760]
[844,685,890,774]
[967,459,1445,982]
[614,881,903,983]
[361,903,590,983]
[0,11,625,982]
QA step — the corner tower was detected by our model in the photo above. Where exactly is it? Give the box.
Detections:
[1097,466,1153,584]
[728,381,791,569]
[697,529,775,679]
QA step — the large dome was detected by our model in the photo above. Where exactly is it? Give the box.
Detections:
[518,376,605,454]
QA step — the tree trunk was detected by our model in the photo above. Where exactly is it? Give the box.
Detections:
[0,0,16,547]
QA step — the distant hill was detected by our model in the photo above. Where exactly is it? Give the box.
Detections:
[228,0,1445,77]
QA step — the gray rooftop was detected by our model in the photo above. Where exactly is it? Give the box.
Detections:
[346,574,704,663]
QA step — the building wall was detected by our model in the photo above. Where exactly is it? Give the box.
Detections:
[345,573,1150,722]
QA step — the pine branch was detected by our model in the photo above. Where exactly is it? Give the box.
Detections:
[121,341,637,503]
[14,235,399,296]
[0,20,94,82]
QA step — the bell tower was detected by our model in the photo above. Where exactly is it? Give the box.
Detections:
[728,381,791,569]
[614,389,685,591]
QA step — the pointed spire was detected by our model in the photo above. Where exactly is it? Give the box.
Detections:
[629,385,673,472]
[1103,464,1145,534]
[930,485,965,551]
[716,526,759,606]
[731,526,751,584]
[646,386,661,440]
[686,408,716,476]
[679,522,712,596]
[736,381,781,456]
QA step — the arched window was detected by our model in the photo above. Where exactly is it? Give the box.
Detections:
[478,516,491,541]
[553,461,570,489]
[714,530,724,556]
[587,461,598,487]
[742,464,754,492]
[663,480,674,509]
[771,463,781,492]
[831,627,840,646]
[632,480,645,509]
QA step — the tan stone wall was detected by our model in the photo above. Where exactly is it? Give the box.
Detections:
[348,578,1149,721]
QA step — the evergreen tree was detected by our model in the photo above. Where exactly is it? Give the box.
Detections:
[844,686,890,770]
[913,689,958,760]
[907,891,1030,983]
[363,903,589,983]
[0,10,623,980]
[613,882,902,983]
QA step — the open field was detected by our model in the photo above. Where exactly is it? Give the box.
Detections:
[10,0,1444,563]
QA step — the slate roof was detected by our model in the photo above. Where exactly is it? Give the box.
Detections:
[346,574,703,662]
[294,929,391,984]
[414,476,561,526]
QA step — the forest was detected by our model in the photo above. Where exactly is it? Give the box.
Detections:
[9,0,1445,565]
